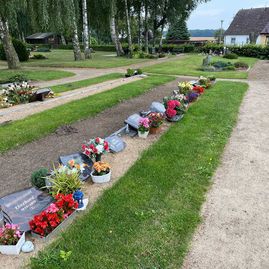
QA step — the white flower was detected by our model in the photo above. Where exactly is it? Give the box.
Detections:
[96,144,104,153]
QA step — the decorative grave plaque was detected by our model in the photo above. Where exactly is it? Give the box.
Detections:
[125,113,143,130]
[59,152,93,181]
[34,88,51,101]
[0,188,53,232]
[105,135,126,153]
[149,102,166,114]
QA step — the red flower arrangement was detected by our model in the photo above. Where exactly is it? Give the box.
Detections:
[193,85,205,94]
[29,194,78,237]
[165,100,182,119]
[82,137,109,159]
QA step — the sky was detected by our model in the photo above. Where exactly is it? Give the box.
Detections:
[187,0,269,29]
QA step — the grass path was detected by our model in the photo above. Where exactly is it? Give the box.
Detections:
[30,81,248,269]
[0,75,173,153]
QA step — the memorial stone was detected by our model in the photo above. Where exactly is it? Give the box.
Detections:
[105,135,126,153]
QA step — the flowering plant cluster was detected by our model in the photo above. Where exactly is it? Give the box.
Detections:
[198,76,212,89]
[0,82,36,108]
[138,117,150,133]
[178,81,193,95]
[148,112,164,128]
[82,137,109,159]
[29,194,78,237]
[92,161,111,176]
[193,85,205,94]
[66,159,86,174]
[0,224,22,245]
[164,99,185,119]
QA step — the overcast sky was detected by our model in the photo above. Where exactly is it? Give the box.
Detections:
[187,0,269,29]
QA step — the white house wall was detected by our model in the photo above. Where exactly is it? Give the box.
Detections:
[224,35,249,45]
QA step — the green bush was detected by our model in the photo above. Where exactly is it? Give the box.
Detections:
[31,168,49,189]
[0,39,29,62]
[223,65,236,71]
[32,54,47,60]
[125,68,135,77]
[161,44,195,53]
[223,53,238,59]
[8,74,29,83]
[159,53,166,58]
[234,61,249,69]
[212,61,233,69]
[137,68,143,75]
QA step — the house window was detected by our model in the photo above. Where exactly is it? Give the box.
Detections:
[231,37,236,45]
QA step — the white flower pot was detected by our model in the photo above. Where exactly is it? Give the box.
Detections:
[91,170,111,184]
[0,232,25,255]
[138,131,149,139]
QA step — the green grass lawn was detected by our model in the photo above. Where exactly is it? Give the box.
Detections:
[0,69,75,83]
[20,50,150,69]
[51,73,123,93]
[29,81,248,269]
[144,54,258,79]
[0,75,174,153]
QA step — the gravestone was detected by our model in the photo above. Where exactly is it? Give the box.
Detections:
[149,102,166,113]
[125,113,143,130]
[34,88,51,101]
[0,188,53,232]
[105,135,126,153]
[59,152,93,181]
[202,55,212,66]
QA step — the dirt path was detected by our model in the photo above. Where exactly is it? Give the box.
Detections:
[35,54,184,88]
[0,78,179,198]
[0,76,142,124]
[183,60,269,269]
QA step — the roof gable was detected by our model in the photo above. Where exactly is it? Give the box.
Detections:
[225,8,269,36]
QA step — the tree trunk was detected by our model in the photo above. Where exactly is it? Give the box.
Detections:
[82,0,91,59]
[61,34,66,45]
[137,4,142,51]
[72,18,82,61]
[158,24,165,52]
[124,0,132,57]
[110,0,124,56]
[0,19,20,69]
[144,1,149,54]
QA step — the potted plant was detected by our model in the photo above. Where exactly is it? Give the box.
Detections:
[90,162,111,184]
[29,194,78,239]
[148,112,164,134]
[82,137,109,162]
[0,224,25,255]
[138,117,150,138]
[192,85,205,95]
[45,165,82,196]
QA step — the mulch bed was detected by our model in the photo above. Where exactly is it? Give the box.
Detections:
[0,78,180,198]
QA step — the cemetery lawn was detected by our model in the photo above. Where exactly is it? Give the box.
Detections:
[30,81,248,269]
[0,75,174,153]
[24,50,150,68]
[143,54,258,79]
[0,69,75,83]
[51,73,123,93]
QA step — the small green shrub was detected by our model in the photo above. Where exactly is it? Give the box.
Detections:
[36,47,51,52]
[31,168,48,189]
[234,61,249,69]
[158,53,166,58]
[137,68,143,75]
[32,54,47,60]
[212,61,233,69]
[201,66,216,72]
[223,65,236,71]
[8,74,28,83]
[223,53,238,59]
[125,68,135,77]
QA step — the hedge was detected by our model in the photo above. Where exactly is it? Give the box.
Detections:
[199,43,269,59]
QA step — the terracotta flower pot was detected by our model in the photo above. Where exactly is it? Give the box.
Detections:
[149,126,161,134]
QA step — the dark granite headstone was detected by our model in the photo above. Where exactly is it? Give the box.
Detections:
[59,152,93,181]
[125,114,143,130]
[0,188,53,232]
[149,102,166,113]
[34,88,51,101]
[105,135,126,153]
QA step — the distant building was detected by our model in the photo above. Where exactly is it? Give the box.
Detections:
[26,33,61,47]
[224,8,269,46]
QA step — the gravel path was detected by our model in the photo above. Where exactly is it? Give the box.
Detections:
[0,76,142,123]
[183,60,269,269]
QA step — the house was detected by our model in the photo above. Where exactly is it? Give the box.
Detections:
[224,7,269,46]
[25,33,61,47]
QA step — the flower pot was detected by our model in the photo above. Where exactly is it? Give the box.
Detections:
[91,170,111,184]
[166,114,184,122]
[149,126,161,135]
[0,232,25,255]
[138,131,149,139]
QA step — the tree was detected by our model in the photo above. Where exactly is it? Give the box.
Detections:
[82,0,91,59]
[124,0,133,57]
[166,17,190,41]
[0,0,24,69]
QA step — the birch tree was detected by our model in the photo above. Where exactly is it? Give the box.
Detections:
[124,0,133,57]
[82,0,91,59]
